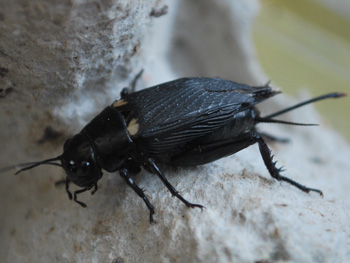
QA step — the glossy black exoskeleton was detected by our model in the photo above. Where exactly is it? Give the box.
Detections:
[3,73,346,222]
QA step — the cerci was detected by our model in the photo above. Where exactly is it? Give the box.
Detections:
[7,76,345,222]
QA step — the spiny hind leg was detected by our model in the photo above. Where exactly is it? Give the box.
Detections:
[251,131,323,196]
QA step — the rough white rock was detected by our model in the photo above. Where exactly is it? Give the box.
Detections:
[0,0,349,262]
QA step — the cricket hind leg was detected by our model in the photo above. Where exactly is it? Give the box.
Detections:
[251,131,323,196]
[170,132,256,167]
[170,130,322,196]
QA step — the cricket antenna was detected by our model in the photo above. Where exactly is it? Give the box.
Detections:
[0,156,63,175]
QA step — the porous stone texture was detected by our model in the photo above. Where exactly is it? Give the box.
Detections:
[0,0,349,262]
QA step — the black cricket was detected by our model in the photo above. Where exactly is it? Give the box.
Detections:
[3,75,345,222]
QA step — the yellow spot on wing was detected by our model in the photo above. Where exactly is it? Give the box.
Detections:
[113,99,128,107]
[127,118,139,136]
